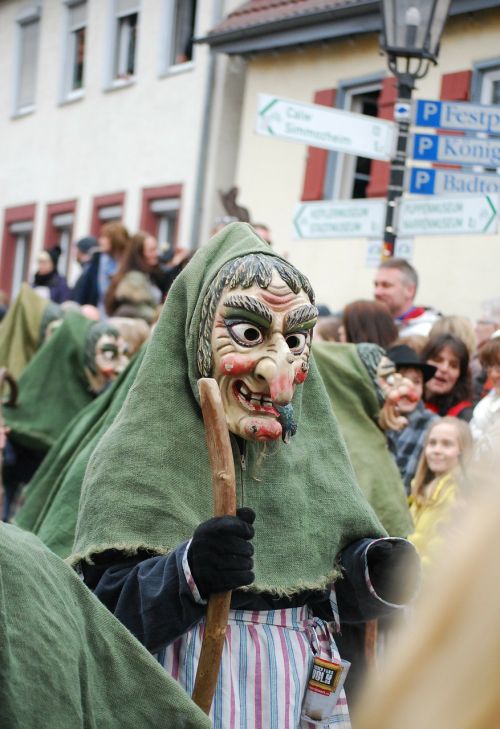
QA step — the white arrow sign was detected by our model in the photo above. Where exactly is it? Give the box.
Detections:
[293,199,386,238]
[257,94,395,161]
[397,195,499,236]
[293,196,499,239]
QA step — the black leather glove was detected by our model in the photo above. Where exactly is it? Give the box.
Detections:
[188,507,255,600]
[367,538,421,605]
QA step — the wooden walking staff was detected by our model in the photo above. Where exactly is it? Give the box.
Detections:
[192,377,237,715]
[0,368,18,519]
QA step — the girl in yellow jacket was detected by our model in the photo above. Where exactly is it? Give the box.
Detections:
[408,416,472,569]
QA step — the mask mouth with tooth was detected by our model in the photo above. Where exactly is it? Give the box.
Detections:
[233,380,279,417]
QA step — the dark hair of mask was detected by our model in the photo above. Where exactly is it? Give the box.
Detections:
[342,299,398,349]
[422,333,472,409]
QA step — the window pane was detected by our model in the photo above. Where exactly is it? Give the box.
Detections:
[18,20,40,109]
[114,13,138,78]
[492,80,500,106]
[12,234,30,299]
[171,0,196,65]
[71,27,85,90]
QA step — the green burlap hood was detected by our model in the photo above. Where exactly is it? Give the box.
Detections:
[0,523,210,729]
[72,223,385,594]
[4,311,94,452]
[16,348,146,558]
[313,342,413,537]
[0,284,51,379]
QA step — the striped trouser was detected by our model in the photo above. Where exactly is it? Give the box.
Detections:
[157,607,351,729]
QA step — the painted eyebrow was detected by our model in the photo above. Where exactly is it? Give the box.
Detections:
[285,304,318,330]
[222,294,273,324]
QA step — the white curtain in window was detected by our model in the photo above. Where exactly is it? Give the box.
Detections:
[18,19,40,109]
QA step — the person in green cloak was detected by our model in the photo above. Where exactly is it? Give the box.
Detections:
[1,311,129,520]
[0,522,211,729]
[0,283,62,379]
[71,223,419,729]
[14,347,147,558]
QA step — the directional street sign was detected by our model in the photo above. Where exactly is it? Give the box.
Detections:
[257,94,395,161]
[293,199,386,239]
[408,166,500,196]
[397,195,499,236]
[412,132,500,167]
[414,99,500,135]
[293,195,499,239]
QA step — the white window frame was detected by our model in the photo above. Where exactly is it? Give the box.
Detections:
[106,0,140,88]
[330,80,382,200]
[471,63,500,174]
[60,0,87,103]
[12,5,41,116]
[159,0,196,76]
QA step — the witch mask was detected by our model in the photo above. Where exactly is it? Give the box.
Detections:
[84,322,129,395]
[197,253,318,443]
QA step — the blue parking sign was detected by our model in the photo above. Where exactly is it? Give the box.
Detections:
[408,168,436,194]
[414,100,442,128]
[412,133,439,161]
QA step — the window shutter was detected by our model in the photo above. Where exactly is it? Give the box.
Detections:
[18,20,40,108]
[69,1,87,29]
[440,70,471,101]
[300,88,336,201]
[116,0,139,15]
[365,76,396,198]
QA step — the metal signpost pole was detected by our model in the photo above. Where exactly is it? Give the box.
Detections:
[383,73,414,258]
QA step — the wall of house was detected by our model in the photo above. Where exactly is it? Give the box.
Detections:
[0,0,243,294]
[234,10,500,320]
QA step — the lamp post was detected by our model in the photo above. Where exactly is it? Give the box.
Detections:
[379,0,451,258]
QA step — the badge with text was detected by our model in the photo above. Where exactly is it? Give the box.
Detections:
[301,656,350,725]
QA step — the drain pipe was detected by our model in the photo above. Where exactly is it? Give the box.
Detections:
[190,0,224,250]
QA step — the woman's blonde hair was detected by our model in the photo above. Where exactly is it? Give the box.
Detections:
[429,315,477,358]
[411,416,472,503]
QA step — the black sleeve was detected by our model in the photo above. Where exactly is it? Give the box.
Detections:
[336,537,420,624]
[81,543,206,653]
[456,406,473,422]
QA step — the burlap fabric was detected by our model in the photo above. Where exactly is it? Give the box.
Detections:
[16,349,146,558]
[313,342,413,537]
[0,284,49,379]
[0,523,210,729]
[4,311,94,452]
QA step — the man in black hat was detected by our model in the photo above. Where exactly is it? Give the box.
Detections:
[386,344,438,493]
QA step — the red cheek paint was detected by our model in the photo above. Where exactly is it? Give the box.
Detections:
[220,354,258,376]
[294,368,308,384]
[244,419,282,441]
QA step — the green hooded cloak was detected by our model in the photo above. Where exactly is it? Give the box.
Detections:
[4,311,94,452]
[72,223,385,595]
[0,284,58,379]
[15,348,146,558]
[313,342,413,536]
[0,523,210,729]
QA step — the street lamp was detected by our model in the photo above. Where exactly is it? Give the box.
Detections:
[379,0,451,258]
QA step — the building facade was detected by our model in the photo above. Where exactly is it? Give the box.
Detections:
[0,0,243,299]
[204,0,500,320]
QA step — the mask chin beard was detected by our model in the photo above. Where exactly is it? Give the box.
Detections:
[275,403,297,444]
